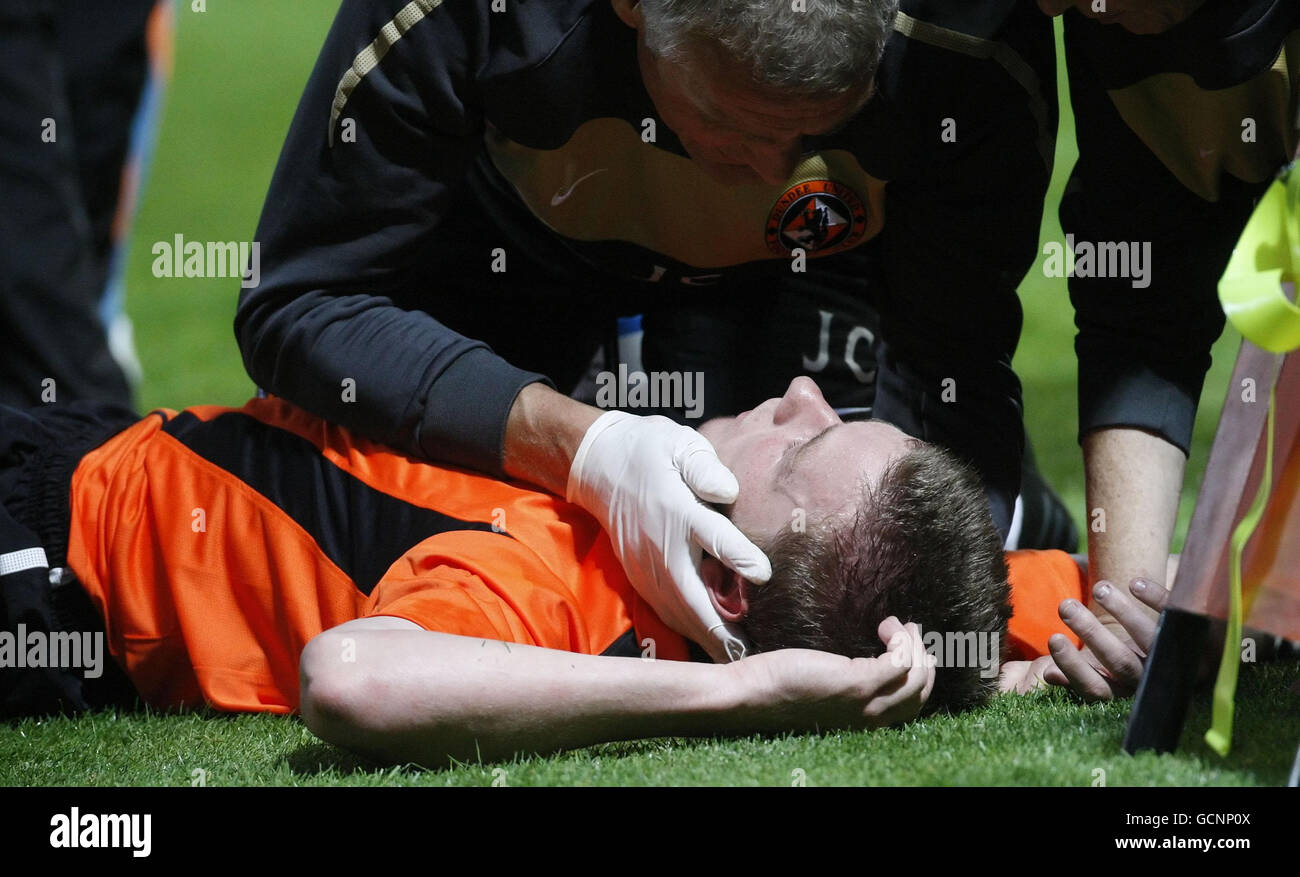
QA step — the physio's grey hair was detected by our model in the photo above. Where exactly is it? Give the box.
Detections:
[639,0,900,96]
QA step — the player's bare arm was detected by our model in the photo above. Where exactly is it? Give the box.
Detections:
[299,616,933,767]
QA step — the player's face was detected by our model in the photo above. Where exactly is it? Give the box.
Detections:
[634,36,873,186]
[1036,0,1209,34]
[699,377,916,542]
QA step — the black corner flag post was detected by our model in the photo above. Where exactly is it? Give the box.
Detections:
[1123,609,1210,754]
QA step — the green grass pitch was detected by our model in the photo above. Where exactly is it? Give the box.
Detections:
[2,3,1294,786]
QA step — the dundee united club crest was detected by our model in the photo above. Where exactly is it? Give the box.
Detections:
[765,179,868,256]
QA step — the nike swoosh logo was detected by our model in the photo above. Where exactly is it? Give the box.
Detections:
[550,168,607,206]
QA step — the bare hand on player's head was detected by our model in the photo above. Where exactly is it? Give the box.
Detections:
[728,617,935,733]
[1043,577,1170,701]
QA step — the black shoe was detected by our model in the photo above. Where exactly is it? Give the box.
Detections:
[1007,440,1079,552]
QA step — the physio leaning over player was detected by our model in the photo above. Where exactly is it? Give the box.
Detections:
[237,0,1061,664]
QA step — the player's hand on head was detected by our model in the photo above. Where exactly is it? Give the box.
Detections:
[566,411,771,663]
[874,618,936,724]
[1042,577,1170,701]
[726,618,934,732]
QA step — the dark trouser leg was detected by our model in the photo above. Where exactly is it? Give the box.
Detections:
[55,0,162,393]
[0,0,150,409]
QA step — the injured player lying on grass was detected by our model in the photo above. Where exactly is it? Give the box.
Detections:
[0,377,1135,767]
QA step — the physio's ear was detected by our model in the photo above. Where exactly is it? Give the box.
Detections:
[701,554,750,622]
[610,0,643,29]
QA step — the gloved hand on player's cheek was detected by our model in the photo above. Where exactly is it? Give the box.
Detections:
[567,411,772,663]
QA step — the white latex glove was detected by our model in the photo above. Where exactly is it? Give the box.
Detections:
[567,410,772,663]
